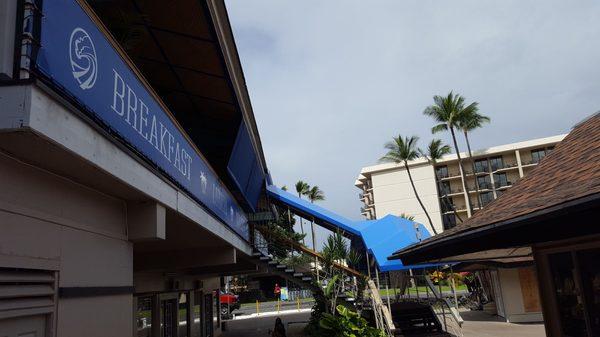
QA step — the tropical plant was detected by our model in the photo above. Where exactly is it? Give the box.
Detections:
[458,109,490,210]
[307,185,325,203]
[307,185,325,253]
[320,231,353,313]
[380,135,436,234]
[295,180,311,243]
[398,213,416,221]
[424,92,476,216]
[320,305,385,337]
[420,139,463,223]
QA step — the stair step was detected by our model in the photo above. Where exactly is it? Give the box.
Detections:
[268,260,278,265]
[302,277,312,281]
[251,252,262,257]
[276,265,287,269]
[285,269,294,273]
[259,256,271,261]
[293,273,303,277]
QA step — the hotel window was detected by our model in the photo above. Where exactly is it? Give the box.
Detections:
[477,175,491,190]
[436,166,449,179]
[489,156,504,171]
[442,214,456,230]
[531,149,546,163]
[441,197,454,213]
[440,181,451,195]
[494,173,509,188]
[474,159,489,173]
[480,192,494,206]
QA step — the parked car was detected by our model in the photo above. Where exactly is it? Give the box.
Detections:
[220,291,240,318]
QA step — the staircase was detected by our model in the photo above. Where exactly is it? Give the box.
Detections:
[390,302,452,337]
[248,249,319,290]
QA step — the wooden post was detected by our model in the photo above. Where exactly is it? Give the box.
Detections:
[450,265,459,310]
[385,272,392,314]
[288,206,294,258]
[256,300,260,316]
[311,218,319,283]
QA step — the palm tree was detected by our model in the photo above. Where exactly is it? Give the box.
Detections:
[295,181,310,244]
[420,139,464,224]
[380,135,437,234]
[307,186,325,249]
[424,92,478,217]
[307,185,325,282]
[458,110,490,210]
[398,213,416,221]
[307,186,325,203]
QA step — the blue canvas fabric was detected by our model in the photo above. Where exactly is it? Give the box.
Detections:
[266,185,440,271]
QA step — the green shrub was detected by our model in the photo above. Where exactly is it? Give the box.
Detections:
[319,305,385,337]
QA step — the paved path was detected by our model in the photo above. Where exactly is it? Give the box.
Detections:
[222,311,310,337]
[461,310,545,337]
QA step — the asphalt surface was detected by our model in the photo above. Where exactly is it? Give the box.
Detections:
[232,300,314,317]
[221,311,310,337]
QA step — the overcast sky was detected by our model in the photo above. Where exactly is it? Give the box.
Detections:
[226,1,600,247]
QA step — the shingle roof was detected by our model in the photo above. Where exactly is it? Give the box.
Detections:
[392,113,600,258]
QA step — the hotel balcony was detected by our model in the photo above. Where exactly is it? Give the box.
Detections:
[495,181,513,190]
[437,170,462,181]
[521,159,540,167]
[439,187,464,197]
[492,162,519,173]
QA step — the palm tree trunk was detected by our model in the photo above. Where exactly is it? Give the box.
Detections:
[298,193,306,245]
[434,171,463,225]
[464,131,482,210]
[404,161,437,235]
[449,126,472,217]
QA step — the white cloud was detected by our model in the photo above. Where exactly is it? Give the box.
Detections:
[226,0,600,233]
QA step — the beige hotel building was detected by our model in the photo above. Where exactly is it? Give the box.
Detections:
[356,134,565,234]
[355,134,566,324]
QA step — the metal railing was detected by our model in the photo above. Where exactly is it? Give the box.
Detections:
[383,273,464,337]
[494,181,512,189]
[367,279,395,337]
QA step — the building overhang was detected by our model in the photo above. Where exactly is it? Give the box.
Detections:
[0,84,253,256]
[86,0,267,211]
[391,194,600,265]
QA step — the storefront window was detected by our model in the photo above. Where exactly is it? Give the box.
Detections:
[179,293,189,337]
[193,291,202,335]
[136,296,153,337]
[204,294,213,337]
[549,252,588,337]
[578,248,600,336]
[213,290,220,331]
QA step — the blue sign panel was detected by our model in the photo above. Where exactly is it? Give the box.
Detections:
[35,0,249,240]
[227,120,265,212]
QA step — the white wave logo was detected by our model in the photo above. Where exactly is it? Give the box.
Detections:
[69,28,98,90]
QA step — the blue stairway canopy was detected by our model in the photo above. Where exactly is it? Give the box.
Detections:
[266,185,439,272]
[353,215,440,272]
[266,185,360,236]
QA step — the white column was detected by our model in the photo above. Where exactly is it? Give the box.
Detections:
[515,150,524,178]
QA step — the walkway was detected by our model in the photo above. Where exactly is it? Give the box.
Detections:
[222,311,310,337]
[461,310,545,337]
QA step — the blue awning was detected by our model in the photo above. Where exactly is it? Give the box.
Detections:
[352,215,440,272]
[266,185,441,272]
[266,185,360,236]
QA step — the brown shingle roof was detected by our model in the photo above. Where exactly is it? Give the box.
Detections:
[393,113,600,257]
